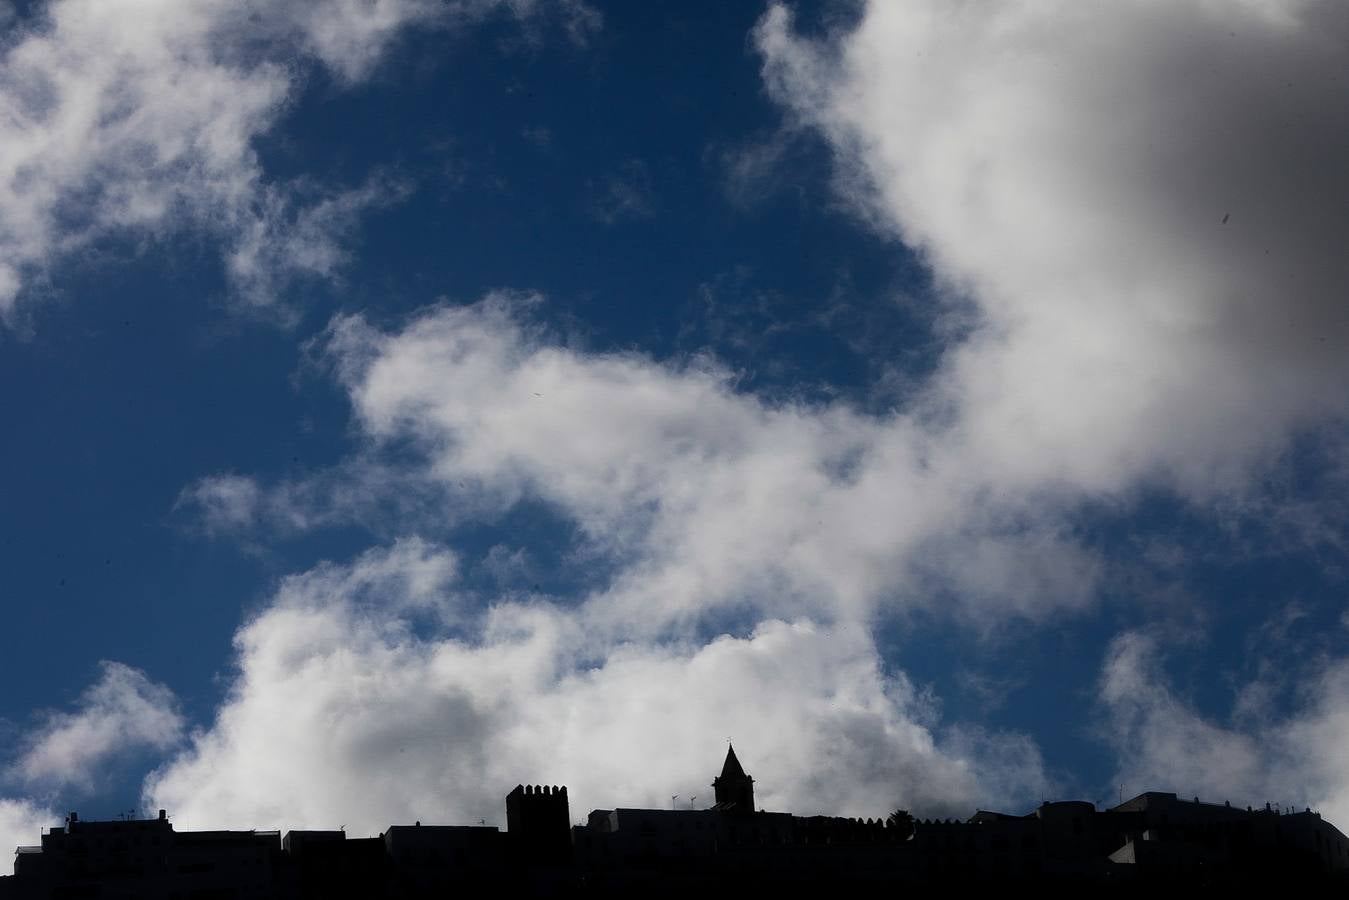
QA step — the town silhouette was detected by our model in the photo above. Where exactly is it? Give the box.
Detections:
[4,745,1346,897]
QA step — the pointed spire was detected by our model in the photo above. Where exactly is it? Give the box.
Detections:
[713,743,755,813]
[719,743,748,781]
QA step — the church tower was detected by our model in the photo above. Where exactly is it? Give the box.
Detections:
[712,744,755,813]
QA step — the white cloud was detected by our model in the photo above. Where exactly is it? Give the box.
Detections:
[1100,632,1267,803]
[152,287,1094,832]
[9,662,184,794]
[282,0,448,83]
[0,797,54,877]
[145,541,1050,834]
[1100,631,1349,825]
[313,296,1104,632]
[1283,661,1349,824]
[751,0,1349,822]
[206,0,1349,635]
[0,0,590,322]
[755,1,1349,498]
[224,172,412,314]
[158,0,1349,834]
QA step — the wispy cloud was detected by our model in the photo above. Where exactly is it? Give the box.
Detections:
[1099,630,1349,823]
[588,159,656,224]
[8,662,184,794]
[710,127,811,211]
[0,0,588,324]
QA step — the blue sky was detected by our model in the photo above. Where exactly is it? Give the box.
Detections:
[3,0,1349,866]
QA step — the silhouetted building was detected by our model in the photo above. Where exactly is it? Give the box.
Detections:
[381,823,502,896]
[710,744,755,813]
[281,830,385,899]
[4,749,1347,897]
[3,809,280,899]
[506,784,571,863]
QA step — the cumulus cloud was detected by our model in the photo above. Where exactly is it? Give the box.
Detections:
[305,294,1101,632]
[1100,631,1349,825]
[0,0,590,321]
[755,0,1349,497]
[202,0,1349,637]
[8,662,184,794]
[152,292,1090,833]
[145,541,1050,834]
[158,0,1349,834]
[750,0,1349,819]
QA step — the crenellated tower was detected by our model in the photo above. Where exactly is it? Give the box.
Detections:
[506,784,571,863]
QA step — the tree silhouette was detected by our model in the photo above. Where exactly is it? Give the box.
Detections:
[886,809,914,839]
